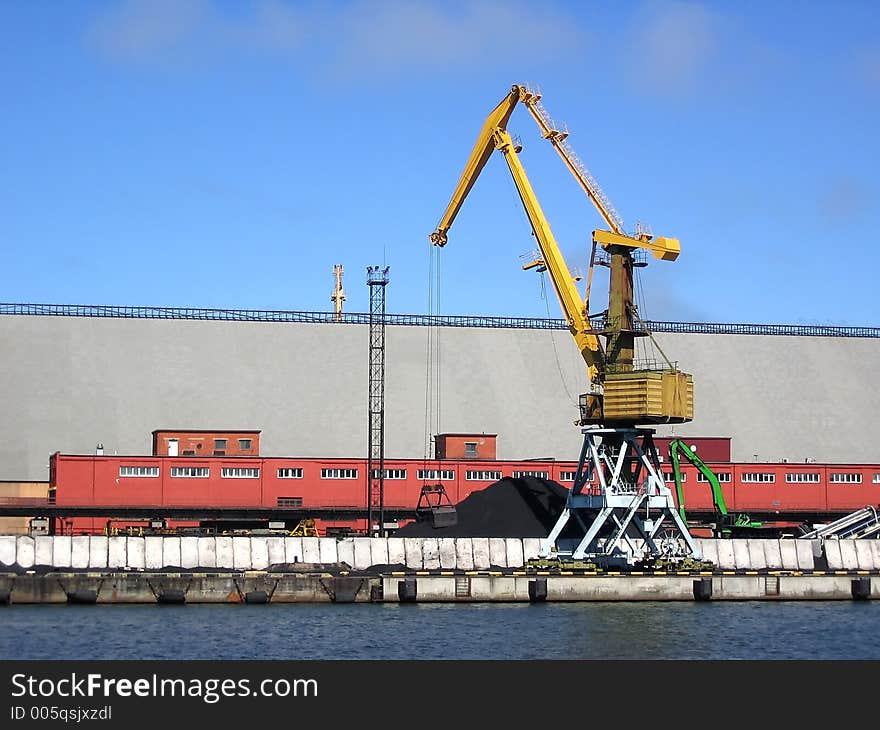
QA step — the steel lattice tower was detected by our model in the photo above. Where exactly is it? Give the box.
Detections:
[366,266,390,536]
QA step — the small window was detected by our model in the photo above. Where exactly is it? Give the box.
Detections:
[370,468,407,479]
[512,470,549,479]
[465,470,502,481]
[170,466,210,478]
[830,473,862,484]
[874,473,880,484]
[182,450,196,456]
[214,438,228,450]
[417,469,455,481]
[278,468,303,479]
[742,473,775,483]
[464,442,478,458]
[321,468,358,479]
[697,472,731,482]
[559,471,577,482]
[221,467,260,479]
[238,438,253,450]
[277,496,303,508]
[663,471,685,482]
[119,465,159,478]
[785,473,821,483]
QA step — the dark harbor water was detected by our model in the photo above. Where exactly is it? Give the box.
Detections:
[2,601,880,660]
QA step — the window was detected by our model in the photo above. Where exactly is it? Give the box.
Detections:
[512,470,549,479]
[321,468,358,479]
[742,473,775,483]
[369,468,407,479]
[417,469,454,481]
[119,465,159,477]
[170,466,209,478]
[464,442,478,458]
[214,438,227,449]
[785,473,821,483]
[697,472,731,482]
[559,471,577,482]
[238,438,253,450]
[182,450,196,456]
[663,471,685,482]
[874,473,880,484]
[830,473,862,484]
[221,467,260,478]
[277,496,303,508]
[465,470,502,481]
[277,468,303,479]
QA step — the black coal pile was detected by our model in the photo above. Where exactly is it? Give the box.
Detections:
[396,476,574,538]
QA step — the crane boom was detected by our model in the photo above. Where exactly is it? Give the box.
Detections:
[429,85,604,392]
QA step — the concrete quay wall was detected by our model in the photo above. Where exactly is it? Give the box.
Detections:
[3,536,880,573]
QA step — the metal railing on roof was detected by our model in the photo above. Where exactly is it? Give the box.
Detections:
[2,303,878,338]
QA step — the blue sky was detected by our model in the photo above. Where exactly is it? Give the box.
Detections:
[2,1,878,325]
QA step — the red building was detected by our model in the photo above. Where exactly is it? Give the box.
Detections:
[434,433,497,460]
[152,430,261,457]
[46,450,880,537]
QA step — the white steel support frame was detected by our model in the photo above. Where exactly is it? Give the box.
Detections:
[546,427,700,566]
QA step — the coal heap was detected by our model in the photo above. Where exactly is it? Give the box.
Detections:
[396,476,575,538]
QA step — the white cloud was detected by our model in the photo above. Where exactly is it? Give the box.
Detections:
[85,0,583,77]
[624,1,716,94]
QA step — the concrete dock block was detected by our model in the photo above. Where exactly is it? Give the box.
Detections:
[421,538,440,570]
[301,537,320,564]
[161,537,181,569]
[179,537,199,569]
[438,538,457,569]
[715,540,736,570]
[823,540,843,570]
[404,538,423,570]
[505,539,524,568]
[489,538,508,568]
[472,538,490,570]
[336,538,355,568]
[854,540,875,571]
[215,536,234,569]
[522,538,542,563]
[746,540,767,570]
[108,537,127,569]
[732,540,752,569]
[144,536,164,570]
[16,537,35,569]
[266,537,286,568]
[387,538,406,567]
[197,538,217,569]
[126,537,145,570]
[232,537,252,570]
[284,537,303,563]
[0,536,15,567]
[34,536,54,567]
[795,540,816,571]
[370,537,389,567]
[353,538,372,570]
[88,536,108,569]
[455,539,474,571]
[698,539,719,567]
[250,538,269,570]
[870,540,880,571]
[318,538,337,565]
[838,540,859,570]
[71,536,90,569]
[764,540,783,569]
[779,539,799,569]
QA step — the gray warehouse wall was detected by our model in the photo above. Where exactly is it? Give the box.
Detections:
[1,315,879,480]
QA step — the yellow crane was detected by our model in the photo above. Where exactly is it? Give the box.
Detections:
[431,84,692,428]
[431,83,700,566]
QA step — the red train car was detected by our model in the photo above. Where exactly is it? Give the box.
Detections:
[47,452,880,536]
